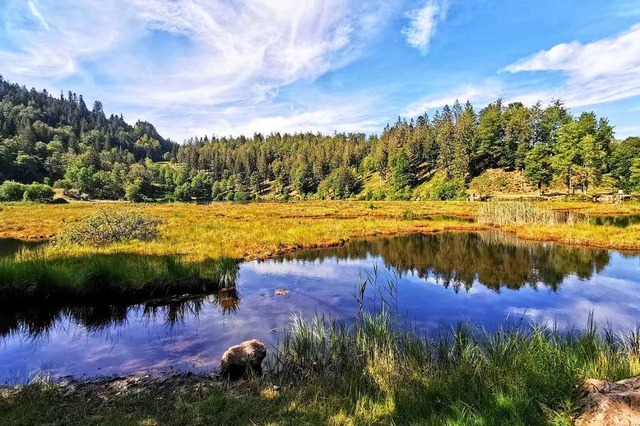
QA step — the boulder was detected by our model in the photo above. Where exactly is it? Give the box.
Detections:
[220,339,267,379]
[574,376,640,426]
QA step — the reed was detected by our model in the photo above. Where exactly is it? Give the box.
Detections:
[477,201,584,226]
[267,311,640,425]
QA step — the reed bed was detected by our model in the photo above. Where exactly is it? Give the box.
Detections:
[267,311,640,425]
[478,201,584,226]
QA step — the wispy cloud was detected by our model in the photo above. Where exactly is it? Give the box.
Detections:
[27,1,49,31]
[402,0,449,54]
[402,79,504,116]
[402,22,640,123]
[0,0,394,140]
[504,23,640,108]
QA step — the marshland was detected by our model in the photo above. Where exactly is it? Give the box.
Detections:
[1,200,640,424]
[3,2,640,423]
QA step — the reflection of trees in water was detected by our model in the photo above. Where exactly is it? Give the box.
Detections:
[284,232,611,293]
[0,289,241,339]
[590,214,640,228]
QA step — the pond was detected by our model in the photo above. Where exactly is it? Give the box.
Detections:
[1,231,639,384]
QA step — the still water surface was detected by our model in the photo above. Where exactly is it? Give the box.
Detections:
[1,231,639,384]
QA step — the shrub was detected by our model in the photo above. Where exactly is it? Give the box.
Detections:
[125,182,143,202]
[317,167,361,199]
[23,183,55,203]
[434,178,466,200]
[58,210,163,246]
[234,191,249,201]
[0,180,27,201]
[414,173,466,200]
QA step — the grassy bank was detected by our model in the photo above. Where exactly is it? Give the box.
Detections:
[1,200,639,305]
[2,201,640,259]
[0,252,238,305]
[1,312,639,425]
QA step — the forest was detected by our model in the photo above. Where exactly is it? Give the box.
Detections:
[1,76,639,203]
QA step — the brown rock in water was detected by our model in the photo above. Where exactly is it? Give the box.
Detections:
[574,376,640,425]
[220,339,267,379]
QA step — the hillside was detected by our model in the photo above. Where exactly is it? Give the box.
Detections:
[1,77,640,203]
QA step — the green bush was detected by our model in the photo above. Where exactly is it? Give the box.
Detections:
[23,183,55,203]
[125,182,143,202]
[434,177,466,200]
[234,191,249,201]
[317,167,361,199]
[58,210,163,246]
[415,173,466,200]
[0,180,27,201]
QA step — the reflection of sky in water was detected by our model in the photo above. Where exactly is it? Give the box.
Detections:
[1,234,640,384]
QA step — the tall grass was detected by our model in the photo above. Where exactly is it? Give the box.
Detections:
[0,250,239,305]
[270,311,640,424]
[267,273,640,424]
[478,201,584,226]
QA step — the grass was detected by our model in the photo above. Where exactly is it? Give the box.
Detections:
[1,200,640,303]
[0,250,239,305]
[1,200,640,260]
[1,311,639,425]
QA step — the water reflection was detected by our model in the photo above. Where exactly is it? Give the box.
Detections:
[281,232,612,293]
[1,231,639,384]
[590,214,640,228]
[1,290,240,339]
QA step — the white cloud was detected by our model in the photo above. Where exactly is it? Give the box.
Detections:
[504,23,640,108]
[0,0,394,140]
[401,23,640,123]
[0,1,135,79]
[27,1,49,31]
[401,79,504,116]
[138,91,385,140]
[402,0,448,54]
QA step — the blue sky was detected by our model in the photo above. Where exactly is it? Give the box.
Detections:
[1,0,639,141]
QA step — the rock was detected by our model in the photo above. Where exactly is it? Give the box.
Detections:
[574,376,640,426]
[220,339,267,379]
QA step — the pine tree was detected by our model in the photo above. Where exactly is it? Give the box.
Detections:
[452,101,477,179]
[524,145,553,195]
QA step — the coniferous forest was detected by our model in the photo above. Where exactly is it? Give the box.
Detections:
[1,76,639,203]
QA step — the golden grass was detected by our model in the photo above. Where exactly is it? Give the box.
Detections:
[1,200,639,262]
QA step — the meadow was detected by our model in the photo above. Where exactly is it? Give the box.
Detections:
[1,199,639,304]
[2,200,640,260]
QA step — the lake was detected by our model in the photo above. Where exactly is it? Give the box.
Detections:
[1,231,639,384]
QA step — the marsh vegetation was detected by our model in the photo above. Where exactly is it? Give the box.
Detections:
[2,295,639,425]
[1,201,640,425]
[477,201,585,226]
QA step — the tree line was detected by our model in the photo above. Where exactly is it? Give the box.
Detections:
[1,76,639,202]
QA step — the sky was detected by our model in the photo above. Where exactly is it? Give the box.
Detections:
[1,0,640,142]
